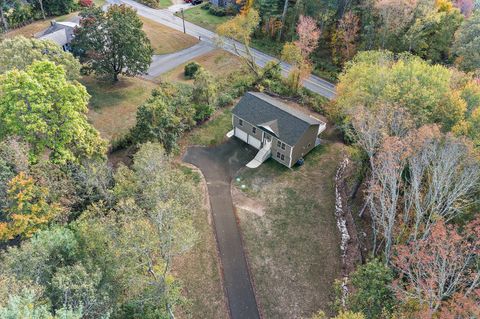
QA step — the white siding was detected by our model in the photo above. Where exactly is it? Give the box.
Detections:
[235,127,248,142]
[248,135,262,149]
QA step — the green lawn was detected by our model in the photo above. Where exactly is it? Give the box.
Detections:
[159,0,172,8]
[185,108,232,146]
[82,76,157,142]
[93,0,106,6]
[176,4,232,31]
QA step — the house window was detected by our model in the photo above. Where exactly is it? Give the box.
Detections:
[252,127,256,134]
[277,141,281,147]
[281,154,285,161]
[276,152,281,158]
[281,143,286,150]
[239,119,243,126]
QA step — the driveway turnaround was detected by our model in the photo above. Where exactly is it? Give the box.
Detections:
[183,139,260,319]
[105,0,337,100]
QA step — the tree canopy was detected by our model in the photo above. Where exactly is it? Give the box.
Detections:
[72,4,153,82]
[333,51,480,136]
[453,12,480,72]
[0,36,81,80]
[0,61,106,164]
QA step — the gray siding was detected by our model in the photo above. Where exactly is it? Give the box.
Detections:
[233,115,263,141]
[269,133,292,167]
[291,124,319,165]
[233,115,319,168]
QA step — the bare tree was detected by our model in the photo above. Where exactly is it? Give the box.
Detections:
[368,136,408,262]
[405,127,479,239]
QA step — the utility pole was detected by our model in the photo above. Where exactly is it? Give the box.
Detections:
[181,9,186,34]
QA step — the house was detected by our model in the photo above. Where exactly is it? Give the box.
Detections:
[230,92,327,168]
[209,0,235,7]
[37,21,78,51]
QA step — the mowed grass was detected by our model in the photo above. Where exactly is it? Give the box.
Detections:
[160,49,242,83]
[172,166,229,319]
[234,141,344,318]
[82,76,156,142]
[184,108,233,147]
[140,16,198,55]
[175,4,232,31]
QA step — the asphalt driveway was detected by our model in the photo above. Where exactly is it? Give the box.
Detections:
[183,138,260,319]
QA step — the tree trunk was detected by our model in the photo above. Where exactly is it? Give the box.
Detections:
[0,5,8,32]
[277,0,289,41]
[113,72,119,82]
[39,0,46,20]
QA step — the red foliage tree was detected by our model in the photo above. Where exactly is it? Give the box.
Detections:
[392,218,480,317]
[79,0,94,7]
[294,15,321,59]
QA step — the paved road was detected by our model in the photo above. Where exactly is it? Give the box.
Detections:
[144,41,215,79]
[183,139,260,319]
[106,0,337,99]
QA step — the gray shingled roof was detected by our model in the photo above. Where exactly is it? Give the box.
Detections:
[38,22,78,46]
[232,92,321,145]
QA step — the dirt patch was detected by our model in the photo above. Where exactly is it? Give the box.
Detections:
[232,185,265,217]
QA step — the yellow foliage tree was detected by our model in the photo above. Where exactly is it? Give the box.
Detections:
[0,172,60,240]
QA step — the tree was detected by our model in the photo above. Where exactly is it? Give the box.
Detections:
[0,61,106,164]
[334,51,474,132]
[0,172,61,240]
[217,9,261,78]
[346,259,396,319]
[281,15,320,92]
[453,12,480,72]
[454,0,474,17]
[404,8,463,63]
[0,36,81,80]
[295,15,321,59]
[366,125,480,261]
[332,11,360,65]
[72,5,153,82]
[192,67,218,107]
[392,218,480,315]
[0,289,82,319]
[31,0,77,17]
[374,0,418,50]
[131,85,195,153]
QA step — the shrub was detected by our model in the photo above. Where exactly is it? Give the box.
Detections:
[217,93,234,108]
[137,0,160,8]
[209,5,227,17]
[194,104,215,123]
[79,0,93,7]
[201,2,210,10]
[225,3,238,15]
[184,61,201,79]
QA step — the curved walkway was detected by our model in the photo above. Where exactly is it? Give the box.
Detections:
[183,139,260,319]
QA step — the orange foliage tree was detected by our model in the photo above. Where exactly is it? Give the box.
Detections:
[0,172,61,240]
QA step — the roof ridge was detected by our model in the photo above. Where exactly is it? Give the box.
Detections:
[247,92,321,125]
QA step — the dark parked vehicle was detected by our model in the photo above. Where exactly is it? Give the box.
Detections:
[192,0,203,5]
